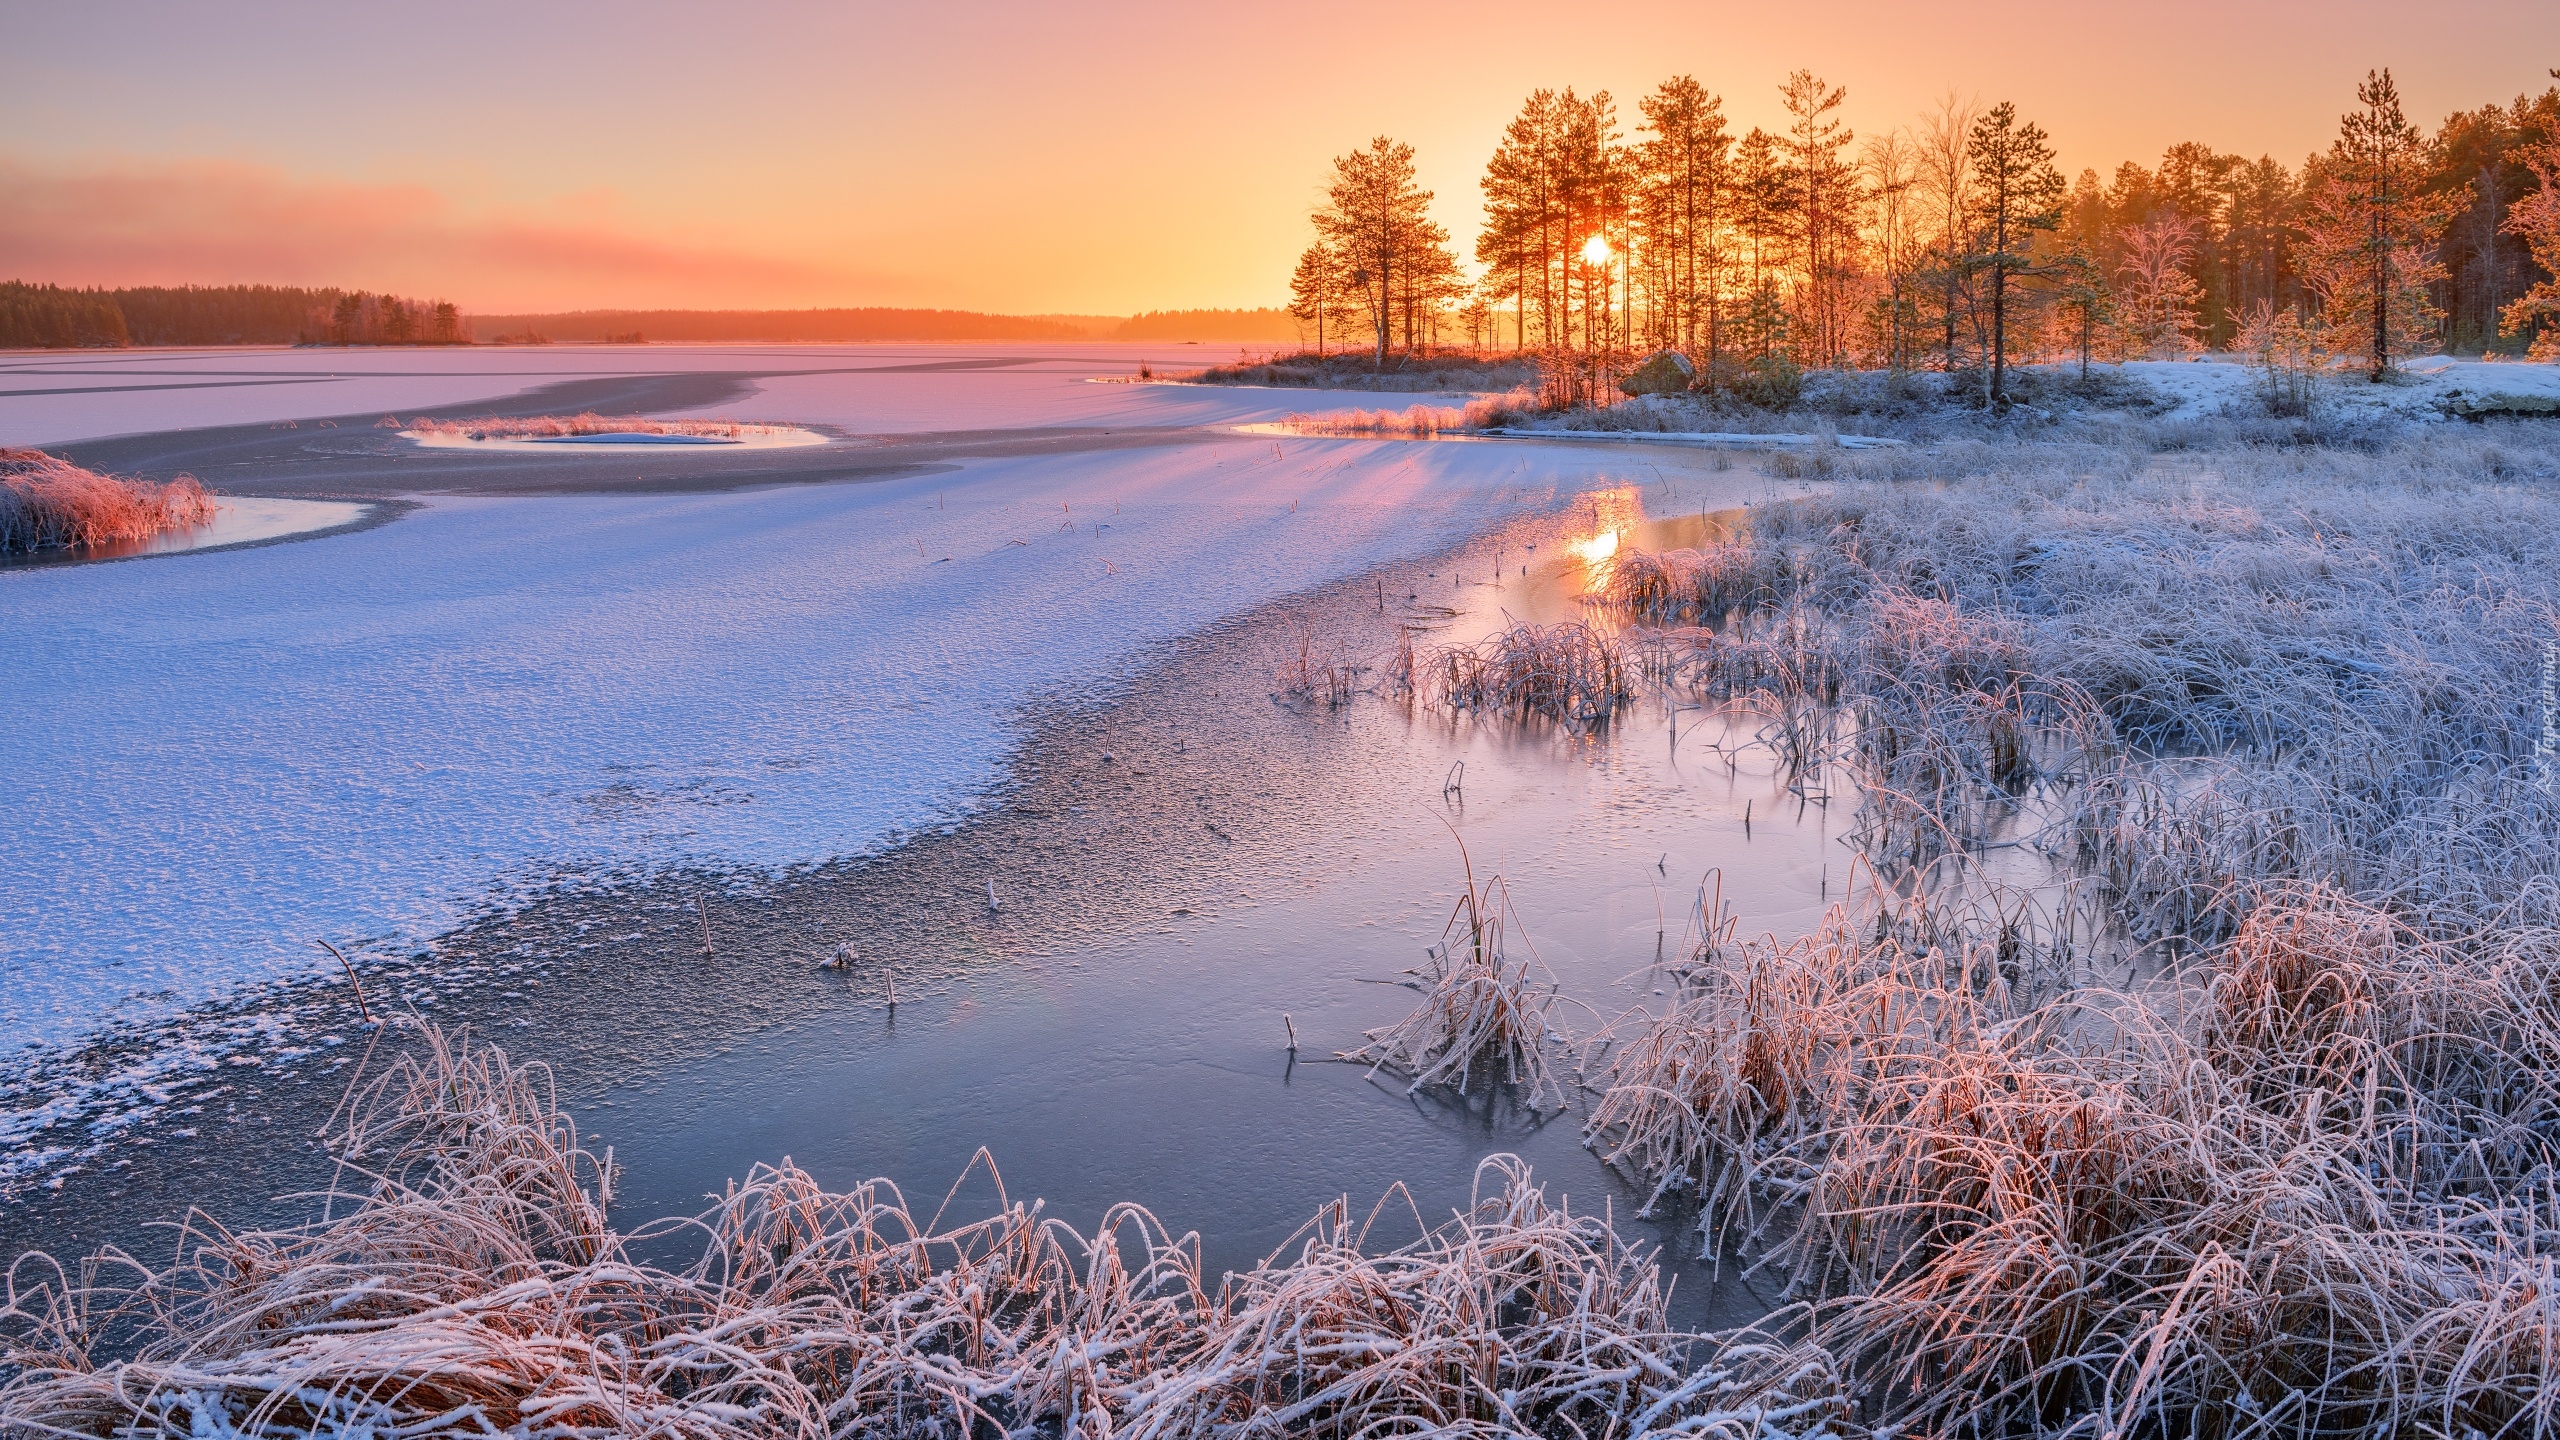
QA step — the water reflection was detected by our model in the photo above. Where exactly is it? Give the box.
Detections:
[1436,484,1748,641]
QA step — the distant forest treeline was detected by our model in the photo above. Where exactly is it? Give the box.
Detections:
[0,290,1298,349]
[466,307,1298,344]
[0,283,464,348]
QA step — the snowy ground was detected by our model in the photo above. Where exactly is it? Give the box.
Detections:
[2118,354,2560,421]
[0,344,1623,1066]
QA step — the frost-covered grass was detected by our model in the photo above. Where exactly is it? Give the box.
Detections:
[0,448,215,555]
[1278,402,1468,436]
[408,412,779,442]
[1344,855,1573,1111]
[1568,427,2560,1434]
[0,1028,1847,1439]
[1191,349,1538,393]
[1421,620,1635,731]
[1477,358,2560,449]
[1586,877,2560,1436]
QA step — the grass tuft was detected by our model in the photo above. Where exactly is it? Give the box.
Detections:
[1427,621,1634,731]
[1345,851,1572,1111]
[0,448,216,556]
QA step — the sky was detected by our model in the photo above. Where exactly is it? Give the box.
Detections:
[3,1,2555,315]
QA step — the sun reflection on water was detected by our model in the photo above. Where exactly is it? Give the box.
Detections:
[1567,528,1620,568]
[1561,484,1647,592]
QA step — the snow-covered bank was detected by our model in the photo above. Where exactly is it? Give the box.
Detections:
[1417,356,2560,443]
[2122,354,2560,421]
[0,434,1649,1058]
[1477,426,1904,450]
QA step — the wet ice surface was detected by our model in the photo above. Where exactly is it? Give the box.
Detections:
[0,346,1859,1309]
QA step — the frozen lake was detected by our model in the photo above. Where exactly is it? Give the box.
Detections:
[0,342,1420,449]
[0,344,1649,1057]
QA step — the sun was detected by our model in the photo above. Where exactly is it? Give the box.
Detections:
[1581,234,1612,266]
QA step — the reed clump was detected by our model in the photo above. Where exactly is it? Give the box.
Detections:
[409,414,767,441]
[1274,627,1363,708]
[1601,540,1787,623]
[0,448,216,555]
[1279,403,1466,437]
[1586,875,2560,1436]
[1345,862,1571,1111]
[1428,621,1633,731]
[0,1029,1848,1438]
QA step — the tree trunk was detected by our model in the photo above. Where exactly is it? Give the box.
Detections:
[2372,225,2390,381]
[1989,199,2009,407]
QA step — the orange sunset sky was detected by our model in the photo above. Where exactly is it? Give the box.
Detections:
[4,0,2556,315]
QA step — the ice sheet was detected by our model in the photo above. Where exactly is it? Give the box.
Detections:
[0,430,1628,1055]
[0,344,1442,447]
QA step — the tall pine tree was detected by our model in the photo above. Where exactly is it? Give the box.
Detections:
[1965,102,2065,406]
[2299,69,2455,379]
[1315,137,1456,367]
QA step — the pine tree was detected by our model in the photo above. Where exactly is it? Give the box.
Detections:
[1315,136,1455,367]
[1636,75,1731,361]
[2225,156,2301,318]
[2048,242,2113,379]
[1287,243,1351,357]
[1479,92,1561,350]
[2156,141,2238,344]
[1733,127,1795,365]
[1558,91,1630,367]
[2298,69,2456,379]
[2498,77,2560,358]
[1779,70,1856,366]
[1964,102,2065,406]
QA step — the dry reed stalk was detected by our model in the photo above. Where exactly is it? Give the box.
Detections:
[0,448,216,556]
[1275,627,1362,708]
[310,939,373,1027]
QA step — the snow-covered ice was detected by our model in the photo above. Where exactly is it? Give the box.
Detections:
[1477,426,1905,449]
[1,348,1643,1069]
[0,343,1416,448]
